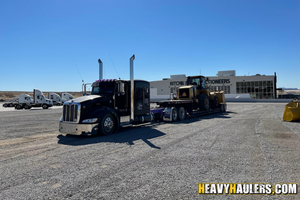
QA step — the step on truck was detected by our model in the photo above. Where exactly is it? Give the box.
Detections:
[59,55,226,136]
[14,89,53,110]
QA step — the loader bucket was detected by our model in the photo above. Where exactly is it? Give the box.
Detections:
[282,101,300,122]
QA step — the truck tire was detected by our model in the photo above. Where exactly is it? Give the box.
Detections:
[171,107,178,121]
[3,104,7,108]
[98,113,115,135]
[16,104,23,110]
[9,103,14,107]
[178,107,186,121]
[42,104,48,109]
[210,95,219,109]
[24,104,31,109]
[198,94,210,111]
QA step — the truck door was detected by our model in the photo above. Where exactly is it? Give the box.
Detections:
[115,82,128,111]
[134,81,150,116]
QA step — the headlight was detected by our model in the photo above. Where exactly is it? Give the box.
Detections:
[60,116,63,122]
[82,118,98,123]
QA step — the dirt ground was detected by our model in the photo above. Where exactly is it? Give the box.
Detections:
[0,91,83,101]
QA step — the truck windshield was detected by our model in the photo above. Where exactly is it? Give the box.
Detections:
[91,86,114,95]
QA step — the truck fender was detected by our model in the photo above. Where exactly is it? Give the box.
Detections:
[83,106,120,133]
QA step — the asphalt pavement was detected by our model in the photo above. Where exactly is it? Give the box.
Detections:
[0,103,299,199]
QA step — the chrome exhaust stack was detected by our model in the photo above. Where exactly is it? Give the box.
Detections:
[98,59,103,80]
[130,54,135,122]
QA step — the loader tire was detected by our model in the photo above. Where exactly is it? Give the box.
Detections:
[210,95,219,109]
[198,94,210,111]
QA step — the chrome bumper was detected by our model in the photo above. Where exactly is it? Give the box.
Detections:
[59,122,99,135]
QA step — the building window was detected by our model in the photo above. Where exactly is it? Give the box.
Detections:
[236,81,273,99]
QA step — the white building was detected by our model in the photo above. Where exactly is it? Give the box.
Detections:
[150,70,277,100]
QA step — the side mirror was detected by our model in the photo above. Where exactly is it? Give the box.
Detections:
[117,82,125,94]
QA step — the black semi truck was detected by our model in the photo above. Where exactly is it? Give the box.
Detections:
[59,55,226,136]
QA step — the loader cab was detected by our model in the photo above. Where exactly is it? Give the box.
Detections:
[178,76,209,100]
[187,76,206,90]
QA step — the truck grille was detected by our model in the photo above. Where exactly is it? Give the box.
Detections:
[63,103,80,122]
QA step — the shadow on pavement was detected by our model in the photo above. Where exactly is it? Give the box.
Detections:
[57,125,164,149]
[57,111,232,148]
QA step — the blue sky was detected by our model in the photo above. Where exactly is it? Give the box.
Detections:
[1,0,299,92]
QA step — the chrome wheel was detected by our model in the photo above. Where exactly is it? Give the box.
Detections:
[104,116,114,132]
[171,107,178,121]
[178,107,186,121]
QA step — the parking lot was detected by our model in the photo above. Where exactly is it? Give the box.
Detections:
[0,102,300,199]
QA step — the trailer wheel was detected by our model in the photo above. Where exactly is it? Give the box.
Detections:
[9,103,14,107]
[178,107,186,121]
[210,95,219,109]
[98,113,115,135]
[198,94,210,111]
[171,107,178,121]
[42,104,48,109]
[3,104,7,108]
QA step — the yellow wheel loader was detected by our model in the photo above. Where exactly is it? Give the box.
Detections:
[177,75,226,111]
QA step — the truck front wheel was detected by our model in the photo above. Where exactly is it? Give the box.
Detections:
[98,113,115,135]
[42,104,48,109]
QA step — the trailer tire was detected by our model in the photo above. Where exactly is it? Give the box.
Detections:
[9,103,14,107]
[171,107,178,121]
[198,94,210,111]
[98,113,115,135]
[3,104,7,108]
[210,95,219,109]
[42,104,48,109]
[178,107,186,121]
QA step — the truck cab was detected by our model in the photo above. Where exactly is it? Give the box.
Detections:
[48,93,65,106]
[62,93,74,101]
[33,89,53,109]
[19,94,34,104]
[59,79,151,136]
